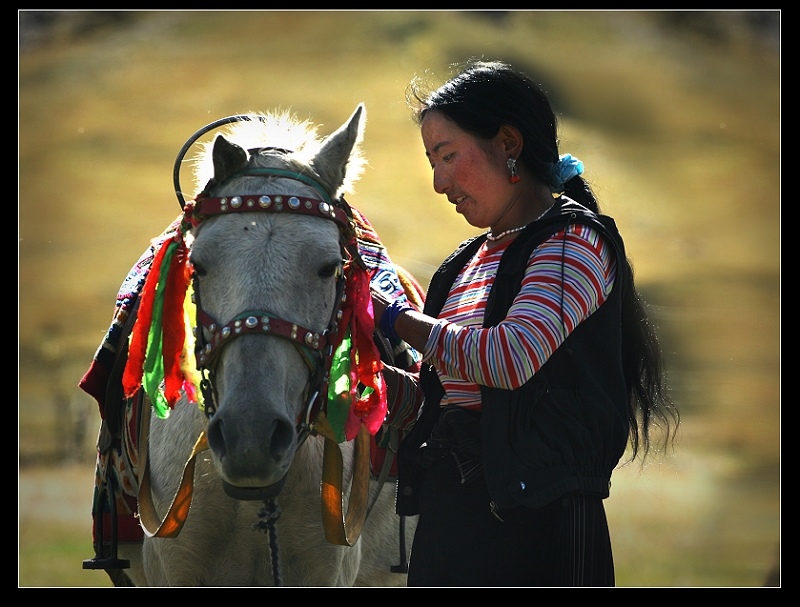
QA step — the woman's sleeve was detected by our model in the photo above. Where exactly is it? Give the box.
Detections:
[426,224,617,389]
[382,365,423,433]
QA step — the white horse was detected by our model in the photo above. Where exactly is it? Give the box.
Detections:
[88,105,419,586]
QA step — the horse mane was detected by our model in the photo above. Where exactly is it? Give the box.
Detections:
[189,109,367,199]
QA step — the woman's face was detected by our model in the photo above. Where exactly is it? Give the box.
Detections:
[420,109,515,230]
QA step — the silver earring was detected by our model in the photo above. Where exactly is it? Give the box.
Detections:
[507,157,520,183]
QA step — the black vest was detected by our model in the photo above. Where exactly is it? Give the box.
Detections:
[397,198,631,514]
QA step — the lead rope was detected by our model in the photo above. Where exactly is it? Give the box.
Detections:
[253,499,283,586]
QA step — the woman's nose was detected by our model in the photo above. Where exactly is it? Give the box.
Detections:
[433,168,448,195]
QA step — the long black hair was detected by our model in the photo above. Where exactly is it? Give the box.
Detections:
[408,59,679,459]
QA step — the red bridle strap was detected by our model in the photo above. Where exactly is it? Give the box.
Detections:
[195,308,329,370]
[187,194,351,232]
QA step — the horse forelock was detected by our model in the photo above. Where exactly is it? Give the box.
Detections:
[190,109,366,200]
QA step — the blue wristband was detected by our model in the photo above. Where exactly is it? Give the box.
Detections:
[379,299,412,342]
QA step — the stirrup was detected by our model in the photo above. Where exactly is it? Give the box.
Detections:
[82,476,130,571]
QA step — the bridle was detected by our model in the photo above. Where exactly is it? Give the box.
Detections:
[188,189,357,443]
[173,115,363,444]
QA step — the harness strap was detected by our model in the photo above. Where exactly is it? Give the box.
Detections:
[136,399,209,538]
[135,407,373,547]
[315,412,370,547]
[191,194,350,230]
[195,308,327,370]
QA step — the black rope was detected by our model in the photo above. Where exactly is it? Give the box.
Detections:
[253,499,283,586]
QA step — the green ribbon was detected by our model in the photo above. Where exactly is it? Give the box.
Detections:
[326,329,353,443]
[142,241,178,418]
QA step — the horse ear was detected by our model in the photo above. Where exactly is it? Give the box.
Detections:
[212,135,249,184]
[311,104,365,197]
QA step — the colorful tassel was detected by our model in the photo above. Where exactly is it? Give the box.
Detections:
[323,253,387,443]
[123,237,172,399]
[179,285,203,408]
[160,240,191,405]
[344,260,387,440]
[122,214,386,433]
[326,330,354,443]
[142,263,170,417]
[122,231,193,418]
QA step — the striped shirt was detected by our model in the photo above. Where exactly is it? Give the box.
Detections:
[422,223,616,411]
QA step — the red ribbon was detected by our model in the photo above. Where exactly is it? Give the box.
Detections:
[337,257,387,441]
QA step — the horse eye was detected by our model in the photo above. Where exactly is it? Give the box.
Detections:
[191,261,207,277]
[318,261,342,279]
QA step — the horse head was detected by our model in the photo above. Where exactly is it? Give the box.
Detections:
[187,105,366,500]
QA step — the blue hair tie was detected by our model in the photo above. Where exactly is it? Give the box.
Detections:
[549,153,584,193]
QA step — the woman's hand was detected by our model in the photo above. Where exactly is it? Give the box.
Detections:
[370,286,432,354]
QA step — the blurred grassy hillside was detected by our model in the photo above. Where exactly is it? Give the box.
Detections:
[19,10,779,587]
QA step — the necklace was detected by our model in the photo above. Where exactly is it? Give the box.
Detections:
[485,203,554,242]
[485,224,526,241]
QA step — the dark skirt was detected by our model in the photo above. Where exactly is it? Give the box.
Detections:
[406,435,616,587]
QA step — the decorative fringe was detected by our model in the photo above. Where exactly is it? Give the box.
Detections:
[326,331,353,443]
[347,264,386,439]
[121,210,385,433]
[326,258,387,442]
[122,232,193,418]
[161,240,191,405]
[180,285,203,408]
[123,238,171,400]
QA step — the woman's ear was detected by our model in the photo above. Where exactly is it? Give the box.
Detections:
[497,124,524,157]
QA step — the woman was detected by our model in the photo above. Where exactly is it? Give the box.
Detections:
[373,60,679,587]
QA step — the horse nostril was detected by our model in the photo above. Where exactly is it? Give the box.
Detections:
[269,418,295,461]
[206,417,227,459]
